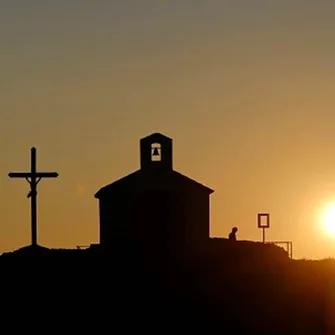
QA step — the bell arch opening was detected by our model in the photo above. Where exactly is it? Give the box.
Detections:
[151,143,161,162]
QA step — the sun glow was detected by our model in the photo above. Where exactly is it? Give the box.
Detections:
[320,202,335,237]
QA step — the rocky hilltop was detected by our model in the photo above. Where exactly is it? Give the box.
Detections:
[0,240,334,334]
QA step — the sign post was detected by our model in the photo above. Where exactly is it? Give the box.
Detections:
[257,213,270,243]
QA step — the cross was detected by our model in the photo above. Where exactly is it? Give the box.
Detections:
[8,147,59,246]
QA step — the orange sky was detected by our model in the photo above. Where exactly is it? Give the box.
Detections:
[1,1,335,259]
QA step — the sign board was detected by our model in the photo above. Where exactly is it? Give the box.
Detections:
[257,213,270,228]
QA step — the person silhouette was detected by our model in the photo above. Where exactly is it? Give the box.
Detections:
[229,227,238,241]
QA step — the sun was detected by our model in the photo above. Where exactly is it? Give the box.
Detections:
[320,202,335,237]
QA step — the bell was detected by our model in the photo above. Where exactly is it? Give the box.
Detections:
[152,147,160,156]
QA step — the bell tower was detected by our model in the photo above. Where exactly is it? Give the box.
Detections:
[140,133,173,170]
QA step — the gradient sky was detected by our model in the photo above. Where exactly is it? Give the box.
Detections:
[1,0,335,259]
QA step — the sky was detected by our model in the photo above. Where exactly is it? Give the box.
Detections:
[1,0,335,259]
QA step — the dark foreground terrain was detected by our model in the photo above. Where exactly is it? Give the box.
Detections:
[0,239,334,334]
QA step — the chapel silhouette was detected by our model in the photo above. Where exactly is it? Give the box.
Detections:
[94,132,214,254]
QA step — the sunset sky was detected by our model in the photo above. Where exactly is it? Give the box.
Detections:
[1,1,335,259]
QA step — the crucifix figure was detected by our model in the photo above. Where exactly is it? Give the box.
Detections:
[8,147,59,246]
